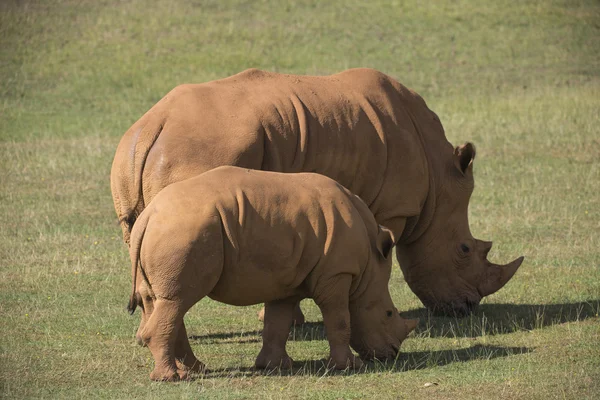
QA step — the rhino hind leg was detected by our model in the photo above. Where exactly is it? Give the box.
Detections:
[255,298,298,370]
[139,298,192,381]
[135,290,205,375]
[174,322,205,373]
[315,275,363,370]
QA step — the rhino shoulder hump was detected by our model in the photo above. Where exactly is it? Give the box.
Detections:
[165,83,196,98]
[235,68,272,81]
[338,67,386,78]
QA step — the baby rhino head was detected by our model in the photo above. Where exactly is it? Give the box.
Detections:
[349,226,418,361]
[350,306,418,361]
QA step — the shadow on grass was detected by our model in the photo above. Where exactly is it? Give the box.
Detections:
[189,330,262,344]
[400,300,600,338]
[199,345,531,378]
[188,322,326,344]
[188,300,598,343]
[288,321,326,341]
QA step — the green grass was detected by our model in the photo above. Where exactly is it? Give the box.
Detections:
[1,0,599,398]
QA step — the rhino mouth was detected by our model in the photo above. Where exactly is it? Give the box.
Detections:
[438,299,479,317]
[356,342,400,362]
[421,295,481,317]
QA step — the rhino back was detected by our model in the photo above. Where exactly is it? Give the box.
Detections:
[158,167,372,306]
[116,68,438,241]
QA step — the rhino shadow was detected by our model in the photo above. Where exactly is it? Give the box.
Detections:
[188,330,262,344]
[199,345,531,378]
[394,345,532,371]
[188,321,326,344]
[187,300,598,344]
[288,321,327,341]
[400,300,600,338]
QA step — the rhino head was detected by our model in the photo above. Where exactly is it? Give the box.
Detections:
[396,142,524,316]
[350,306,418,361]
[349,226,418,361]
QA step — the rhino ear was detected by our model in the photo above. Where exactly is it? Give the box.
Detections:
[376,225,394,260]
[453,142,476,175]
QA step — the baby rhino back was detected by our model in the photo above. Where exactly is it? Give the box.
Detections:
[143,166,373,306]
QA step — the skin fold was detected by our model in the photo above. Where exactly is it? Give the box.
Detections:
[127,167,417,381]
[112,67,523,316]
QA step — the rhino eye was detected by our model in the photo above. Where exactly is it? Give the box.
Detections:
[386,310,393,317]
[460,244,470,253]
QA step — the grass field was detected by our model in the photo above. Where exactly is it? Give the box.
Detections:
[1,0,599,398]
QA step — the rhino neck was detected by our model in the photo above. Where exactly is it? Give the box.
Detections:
[398,160,437,244]
[398,116,453,245]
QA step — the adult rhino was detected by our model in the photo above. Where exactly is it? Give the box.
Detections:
[111,68,523,316]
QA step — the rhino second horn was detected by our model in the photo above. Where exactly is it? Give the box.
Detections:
[478,256,524,297]
[478,239,493,258]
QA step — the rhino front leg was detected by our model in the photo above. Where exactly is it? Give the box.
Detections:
[315,276,363,370]
[138,298,190,381]
[174,322,205,373]
[255,298,297,369]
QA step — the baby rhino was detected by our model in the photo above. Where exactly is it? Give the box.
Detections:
[127,166,417,381]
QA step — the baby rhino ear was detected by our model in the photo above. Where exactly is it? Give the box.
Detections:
[376,225,394,260]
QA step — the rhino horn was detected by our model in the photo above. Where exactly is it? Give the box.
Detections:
[478,256,524,297]
[477,239,493,258]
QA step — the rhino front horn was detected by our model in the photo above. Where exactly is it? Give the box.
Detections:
[478,256,524,297]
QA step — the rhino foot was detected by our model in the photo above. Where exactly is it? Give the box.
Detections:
[177,369,191,381]
[328,353,363,370]
[176,358,205,374]
[255,351,294,370]
[149,366,194,382]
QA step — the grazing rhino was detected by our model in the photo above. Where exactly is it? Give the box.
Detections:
[112,68,523,316]
[127,166,418,381]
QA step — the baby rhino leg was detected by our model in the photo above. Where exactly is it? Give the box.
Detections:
[315,275,363,370]
[134,284,202,373]
[174,323,205,373]
[139,214,223,378]
[255,298,298,369]
[138,298,189,381]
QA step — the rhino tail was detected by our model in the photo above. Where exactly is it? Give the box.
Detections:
[127,210,150,315]
[115,118,164,243]
[130,120,164,217]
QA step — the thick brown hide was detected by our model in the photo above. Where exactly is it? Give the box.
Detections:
[112,68,523,315]
[128,167,415,381]
[111,68,429,244]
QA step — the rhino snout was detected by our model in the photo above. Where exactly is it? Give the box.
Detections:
[361,347,399,362]
[428,296,481,317]
[356,339,400,362]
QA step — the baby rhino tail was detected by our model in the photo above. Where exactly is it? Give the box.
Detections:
[126,211,150,315]
[127,293,142,315]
